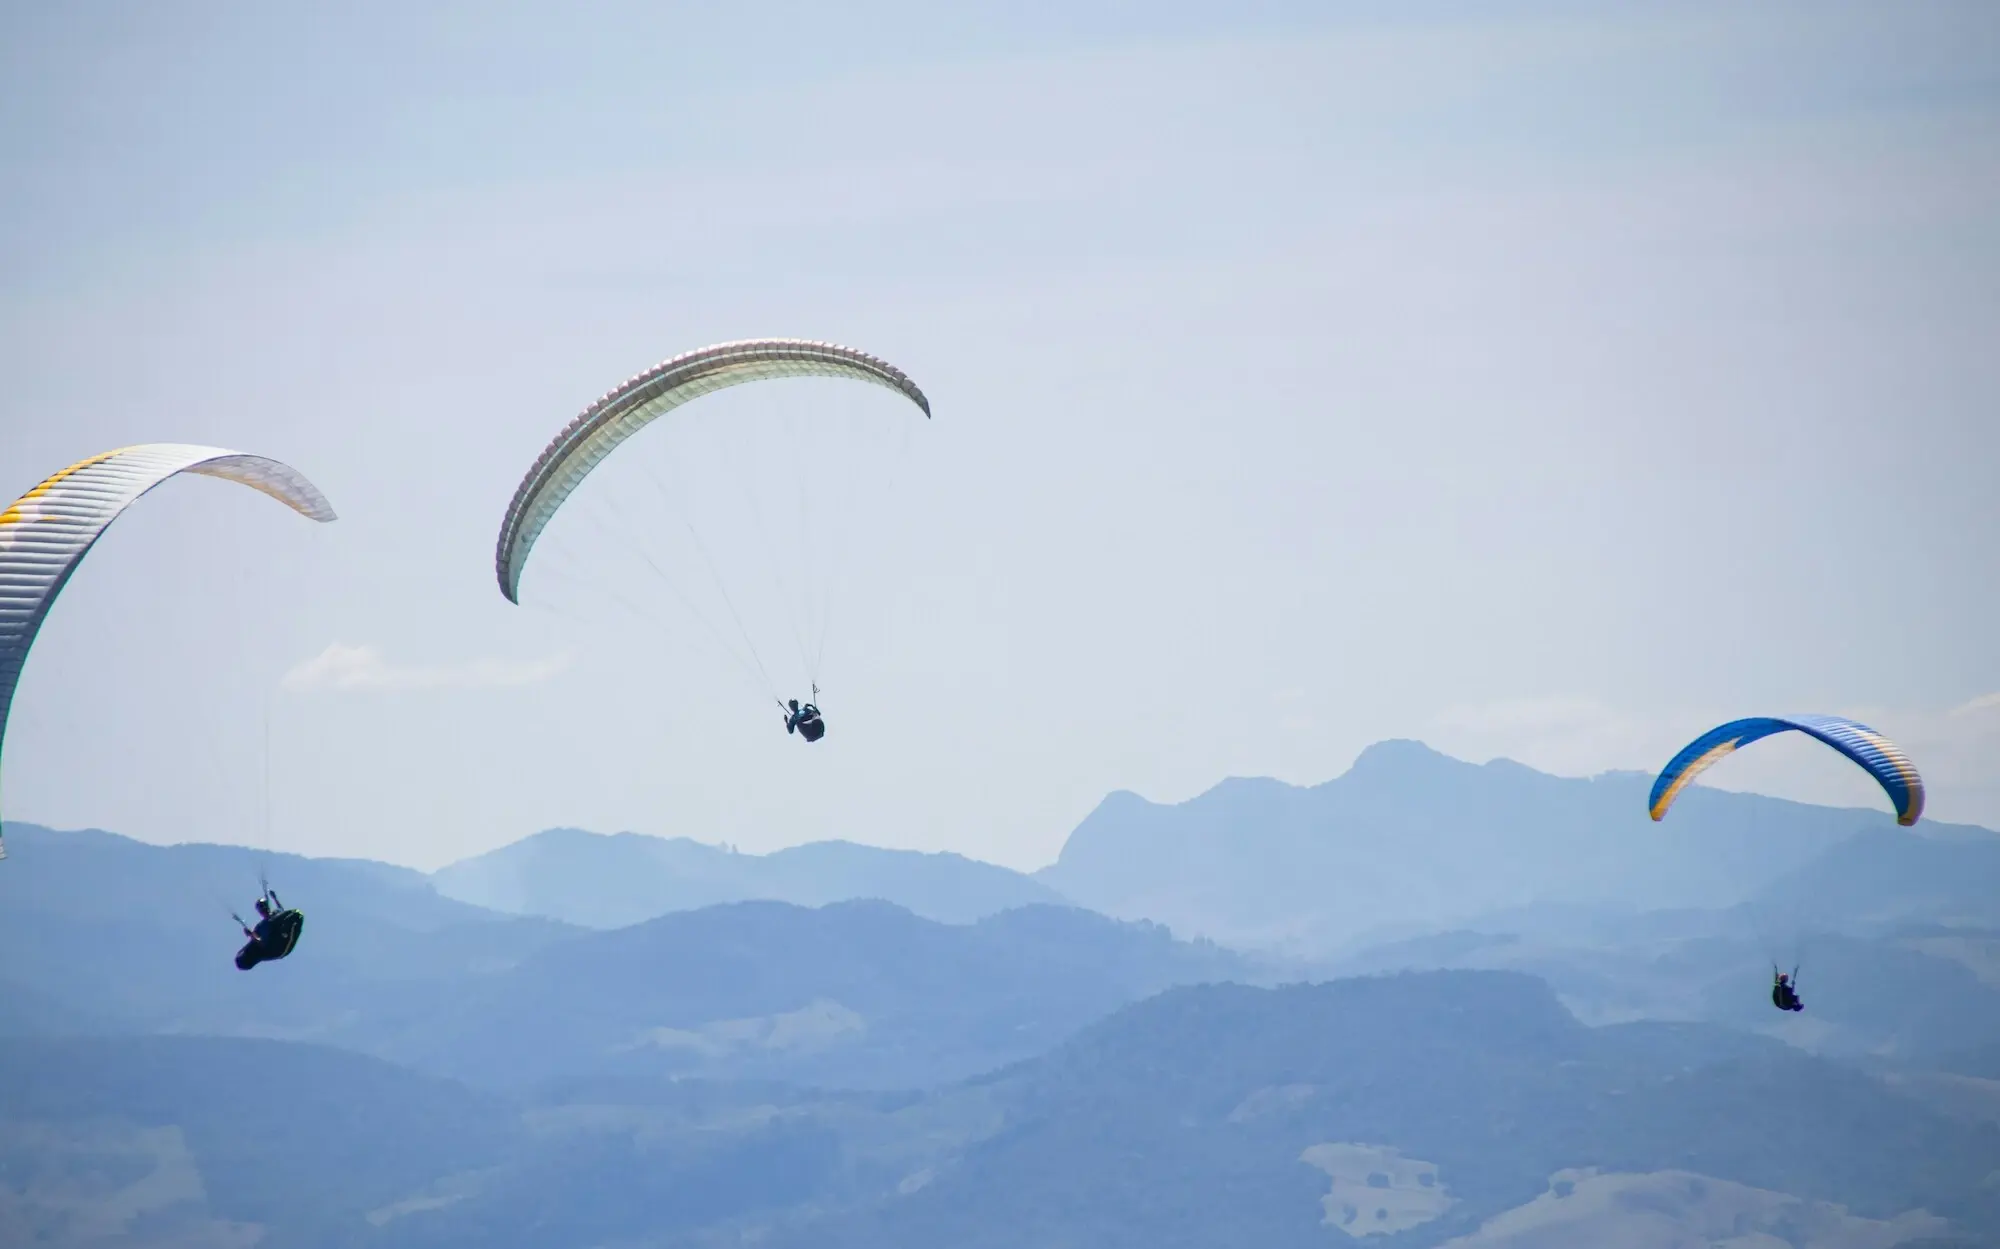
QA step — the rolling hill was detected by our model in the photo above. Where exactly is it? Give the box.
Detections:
[386,897,1255,1090]
[775,971,2000,1249]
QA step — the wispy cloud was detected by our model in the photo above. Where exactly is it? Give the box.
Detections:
[281,643,572,694]
[1952,692,2000,717]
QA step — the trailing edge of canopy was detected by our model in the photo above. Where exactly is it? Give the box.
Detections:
[0,443,336,856]
[1647,713,1925,827]
[494,339,931,605]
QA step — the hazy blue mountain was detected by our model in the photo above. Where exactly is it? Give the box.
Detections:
[1341,922,2000,1059]
[0,822,580,1040]
[0,1034,517,1247]
[1038,739,1971,953]
[1319,843,2000,1061]
[772,972,2000,1249]
[1684,931,2000,1057]
[0,1031,959,1249]
[432,827,1068,928]
[0,823,1259,1095]
[1753,826,2000,931]
[390,898,1255,1091]
[0,975,113,1038]
[6,971,1990,1249]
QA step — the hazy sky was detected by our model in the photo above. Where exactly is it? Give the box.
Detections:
[3,1,1996,871]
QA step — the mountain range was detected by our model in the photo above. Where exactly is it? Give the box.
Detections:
[382,897,1254,1090]
[8,739,2000,1245]
[0,822,1253,1091]
[11,736,2000,1064]
[769,971,2000,1249]
[431,827,1065,928]
[415,740,2000,961]
[4,972,1994,1249]
[1037,739,1989,953]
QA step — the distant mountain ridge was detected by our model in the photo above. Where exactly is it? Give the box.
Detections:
[20,737,1992,958]
[1037,739,1998,953]
[0,823,1253,1093]
[0,821,580,1041]
[433,827,1068,928]
[388,897,1255,1090]
[11,737,1998,1072]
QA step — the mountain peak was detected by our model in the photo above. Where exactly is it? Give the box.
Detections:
[1043,738,1915,953]
[1343,738,1466,779]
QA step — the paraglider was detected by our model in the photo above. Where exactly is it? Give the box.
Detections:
[493,339,930,738]
[1772,968,1803,1013]
[785,697,825,742]
[234,884,304,971]
[1648,714,1925,828]
[494,338,930,606]
[1650,714,1926,1015]
[0,445,337,859]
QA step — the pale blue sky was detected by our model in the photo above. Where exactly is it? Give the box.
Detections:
[3,1,1996,870]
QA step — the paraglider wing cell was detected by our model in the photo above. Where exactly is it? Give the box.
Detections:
[0,444,336,855]
[1648,714,1924,826]
[494,338,931,605]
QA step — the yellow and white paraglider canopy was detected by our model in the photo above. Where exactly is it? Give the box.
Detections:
[0,443,336,858]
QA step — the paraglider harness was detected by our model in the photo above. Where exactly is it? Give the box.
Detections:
[1771,965,1803,1013]
[786,688,826,743]
[234,880,305,971]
